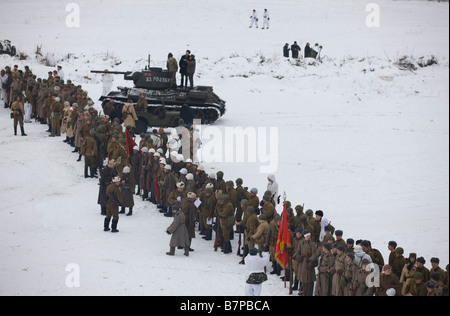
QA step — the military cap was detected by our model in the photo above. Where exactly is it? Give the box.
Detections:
[246,206,255,214]
[346,253,355,261]
[249,248,258,256]
[240,199,248,205]
[235,178,243,186]
[395,247,404,255]
[323,243,332,251]
[258,214,267,221]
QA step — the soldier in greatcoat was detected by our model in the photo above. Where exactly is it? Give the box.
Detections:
[166,205,190,257]
[104,176,123,233]
[119,166,135,216]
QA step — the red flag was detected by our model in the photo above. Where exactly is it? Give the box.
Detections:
[275,202,291,270]
[125,130,138,159]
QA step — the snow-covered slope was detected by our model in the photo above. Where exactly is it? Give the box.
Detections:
[0,0,448,296]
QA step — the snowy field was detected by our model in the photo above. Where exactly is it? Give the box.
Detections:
[0,0,448,296]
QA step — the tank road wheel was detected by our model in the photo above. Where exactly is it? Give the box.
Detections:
[135,118,148,134]
[194,110,206,124]
[204,109,219,124]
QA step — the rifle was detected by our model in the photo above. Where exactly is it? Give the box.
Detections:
[289,253,293,295]
[214,207,220,252]
[237,220,242,256]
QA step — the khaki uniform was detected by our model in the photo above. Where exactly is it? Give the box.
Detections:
[294,239,317,296]
[252,220,269,251]
[217,201,235,242]
[105,183,123,221]
[50,100,64,136]
[11,101,24,127]
[199,193,216,230]
[81,135,98,169]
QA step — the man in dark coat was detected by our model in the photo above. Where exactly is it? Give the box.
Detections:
[283,43,290,58]
[291,41,300,58]
[304,43,312,58]
[179,50,190,88]
[98,159,118,215]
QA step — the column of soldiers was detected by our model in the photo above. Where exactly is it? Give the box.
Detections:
[2,64,448,296]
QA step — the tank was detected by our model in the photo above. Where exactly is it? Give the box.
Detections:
[91,67,226,133]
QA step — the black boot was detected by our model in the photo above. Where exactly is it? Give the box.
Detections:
[276,263,281,276]
[111,219,119,233]
[69,137,75,147]
[14,126,17,136]
[72,147,79,153]
[159,206,167,213]
[77,154,82,162]
[292,277,299,291]
[119,207,126,214]
[63,136,69,143]
[281,269,290,281]
[101,205,107,216]
[164,207,173,217]
[20,126,27,136]
[270,261,278,275]
[223,241,232,254]
[90,167,97,178]
[84,167,89,178]
[104,218,111,231]
[202,228,212,241]
[126,207,133,216]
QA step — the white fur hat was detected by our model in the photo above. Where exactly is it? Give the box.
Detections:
[186,173,194,181]
[122,166,131,174]
[177,182,185,189]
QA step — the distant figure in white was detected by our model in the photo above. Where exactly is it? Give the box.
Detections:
[249,9,258,28]
[22,91,32,123]
[57,65,65,81]
[267,174,279,203]
[101,69,114,96]
[262,9,270,29]
[244,248,270,296]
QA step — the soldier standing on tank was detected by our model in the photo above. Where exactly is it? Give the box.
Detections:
[187,55,196,89]
[167,53,178,89]
[179,50,190,88]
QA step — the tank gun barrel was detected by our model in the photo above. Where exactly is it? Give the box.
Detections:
[90,70,132,75]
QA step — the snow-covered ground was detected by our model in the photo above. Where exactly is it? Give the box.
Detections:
[0,0,448,296]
